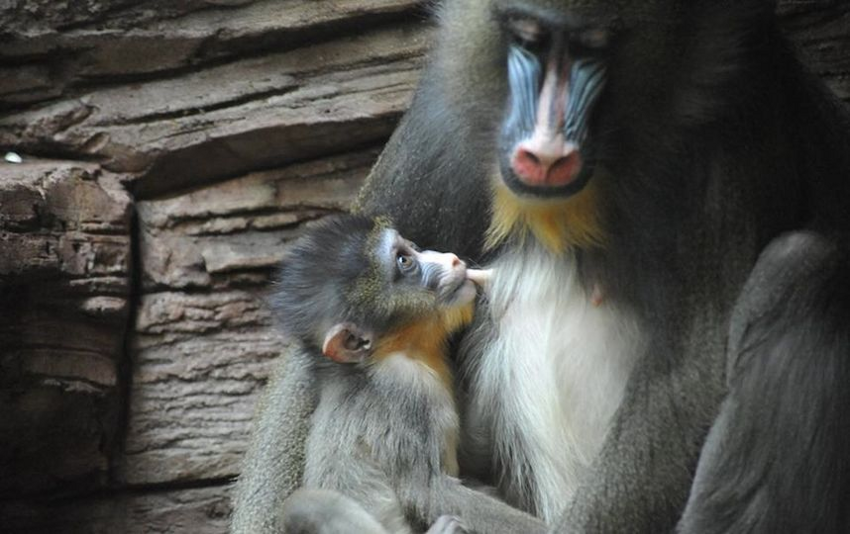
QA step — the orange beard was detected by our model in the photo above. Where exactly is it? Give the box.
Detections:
[372,302,474,390]
[485,176,607,255]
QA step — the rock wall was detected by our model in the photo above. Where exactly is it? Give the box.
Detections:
[0,1,848,532]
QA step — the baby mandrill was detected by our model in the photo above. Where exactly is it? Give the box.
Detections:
[271,214,538,534]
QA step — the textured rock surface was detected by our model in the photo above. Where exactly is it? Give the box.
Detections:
[0,1,426,531]
[1,485,232,534]
[0,160,131,497]
[0,0,848,532]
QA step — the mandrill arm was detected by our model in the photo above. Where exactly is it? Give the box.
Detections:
[230,348,318,534]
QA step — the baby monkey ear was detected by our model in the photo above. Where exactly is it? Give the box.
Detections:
[322,322,374,364]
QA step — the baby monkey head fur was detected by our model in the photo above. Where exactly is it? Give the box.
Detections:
[272,214,478,366]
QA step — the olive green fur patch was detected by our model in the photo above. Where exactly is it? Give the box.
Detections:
[345,216,438,327]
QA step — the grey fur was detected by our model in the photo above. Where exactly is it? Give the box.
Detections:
[294,354,547,534]
[280,489,391,534]
[279,489,468,534]
[231,347,316,533]
[677,232,850,533]
[232,215,546,534]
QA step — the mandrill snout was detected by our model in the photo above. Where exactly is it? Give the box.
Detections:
[511,138,583,187]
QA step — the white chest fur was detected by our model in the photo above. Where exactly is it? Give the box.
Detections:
[467,248,643,522]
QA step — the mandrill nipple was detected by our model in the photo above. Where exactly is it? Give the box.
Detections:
[466,268,493,288]
[590,283,605,307]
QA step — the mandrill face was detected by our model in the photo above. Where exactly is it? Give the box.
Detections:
[439,0,686,201]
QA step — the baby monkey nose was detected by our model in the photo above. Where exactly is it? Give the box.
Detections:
[439,252,466,276]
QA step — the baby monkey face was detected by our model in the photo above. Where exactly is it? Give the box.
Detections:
[324,227,485,365]
[276,214,491,365]
[290,215,493,365]
[376,228,478,311]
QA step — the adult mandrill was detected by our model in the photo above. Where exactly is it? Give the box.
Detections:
[232,1,850,533]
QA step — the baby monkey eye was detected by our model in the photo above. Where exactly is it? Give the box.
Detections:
[396,252,416,273]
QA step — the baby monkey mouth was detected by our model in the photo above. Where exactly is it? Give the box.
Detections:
[441,268,492,307]
[466,269,493,287]
[441,274,471,299]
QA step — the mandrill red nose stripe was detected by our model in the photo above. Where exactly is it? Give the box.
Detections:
[511,145,583,187]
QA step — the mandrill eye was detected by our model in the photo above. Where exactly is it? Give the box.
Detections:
[580,29,610,49]
[569,28,611,57]
[506,16,547,51]
[396,252,416,274]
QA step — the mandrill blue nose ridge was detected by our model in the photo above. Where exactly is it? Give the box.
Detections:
[564,58,607,143]
[506,45,542,134]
